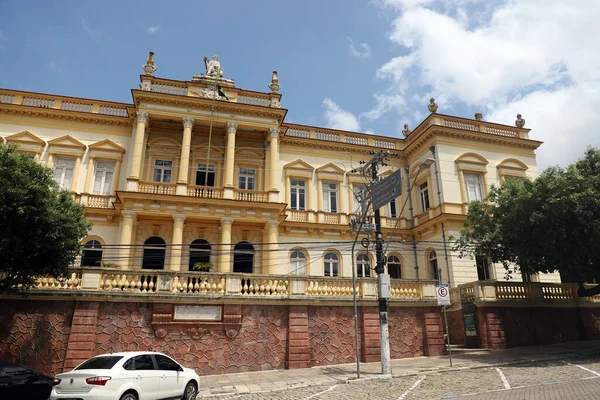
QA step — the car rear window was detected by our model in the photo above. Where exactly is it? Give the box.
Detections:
[75,356,123,370]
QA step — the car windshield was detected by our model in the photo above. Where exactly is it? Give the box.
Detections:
[75,356,123,370]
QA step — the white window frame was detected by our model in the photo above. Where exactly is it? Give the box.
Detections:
[238,167,256,190]
[464,172,484,202]
[53,157,76,190]
[418,181,430,213]
[387,254,402,279]
[92,160,115,195]
[290,179,306,211]
[357,253,371,278]
[153,159,173,183]
[324,252,339,277]
[322,182,338,213]
[290,249,307,275]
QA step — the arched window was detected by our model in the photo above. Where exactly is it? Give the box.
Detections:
[142,236,166,270]
[290,249,306,275]
[189,239,211,270]
[81,240,103,267]
[475,248,493,281]
[357,253,371,277]
[233,242,254,273]
[387,255,402,279]
[429,250,439,281]
[324,252,339,277]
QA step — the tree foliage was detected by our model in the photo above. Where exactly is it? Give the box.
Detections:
[453,148,600,294]
[0,144,90,290]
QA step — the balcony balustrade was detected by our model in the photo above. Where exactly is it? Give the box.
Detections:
[451,281,594,304]
[26,268,440,302]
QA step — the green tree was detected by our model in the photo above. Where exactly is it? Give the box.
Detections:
[0,144,90,290]
[453,147,600,296]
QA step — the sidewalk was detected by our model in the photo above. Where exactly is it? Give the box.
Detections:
[198,340,600,397]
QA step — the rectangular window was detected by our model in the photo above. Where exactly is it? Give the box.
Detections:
[419,181,430,213]
[53,157,76,190]
[322,182,338,213]
[92,160,115,195]
[153,159,173,183]
[196,164,216,186]
[353,185,367,214]
[238,167,256,190]
[389,198,398,218]
[290,179,306,210]
[464,172,484,202]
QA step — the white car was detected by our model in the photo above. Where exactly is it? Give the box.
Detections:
[50,351,200,400]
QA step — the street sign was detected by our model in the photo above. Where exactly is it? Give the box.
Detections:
[372,169,402,210]
[436,284,451,306]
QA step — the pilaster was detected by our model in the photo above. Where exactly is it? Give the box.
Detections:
[224,122,237,188]
[218,217,234,273]
[169,214,187,271]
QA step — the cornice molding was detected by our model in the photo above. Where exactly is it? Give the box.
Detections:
[0,104,133,127]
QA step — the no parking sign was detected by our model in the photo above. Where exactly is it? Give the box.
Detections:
[436,284,451,306]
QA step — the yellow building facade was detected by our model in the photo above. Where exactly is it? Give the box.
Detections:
[0,53,560,287]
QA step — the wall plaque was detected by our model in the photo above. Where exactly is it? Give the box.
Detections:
[174,305,222,321]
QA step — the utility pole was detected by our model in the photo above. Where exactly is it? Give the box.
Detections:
[362,151,392,376]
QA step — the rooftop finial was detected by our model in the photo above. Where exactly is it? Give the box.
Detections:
[515,113,526,128]
[402,123,411,137]
[142,51,157,76]
[269,71,281,93]
[475,112,483,121]
[428,97,438,113]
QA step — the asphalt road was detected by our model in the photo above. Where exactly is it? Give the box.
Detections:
[200,356,600,399]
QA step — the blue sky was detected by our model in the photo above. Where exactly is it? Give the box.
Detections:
[1,0,599,169]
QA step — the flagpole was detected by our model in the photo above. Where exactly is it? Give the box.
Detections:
[204,75,219,187]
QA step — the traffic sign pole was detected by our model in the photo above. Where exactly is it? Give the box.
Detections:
[436,284,453,367]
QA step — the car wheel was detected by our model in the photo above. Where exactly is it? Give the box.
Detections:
[183,381,197,400]
[120,392,138,400]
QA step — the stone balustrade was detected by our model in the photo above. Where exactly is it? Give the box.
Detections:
[452,281,598,304]
[410,114,528,140]
[283,123,400,150]
[27,268,440,302]
[0,89,129,118]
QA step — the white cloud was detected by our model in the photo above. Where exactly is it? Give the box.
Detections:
[322,98,361,131]
[371,0,600,168]
[47,61,57,69]
[81,18,101,39]
[347,38,371,58]
[147,26,159,34]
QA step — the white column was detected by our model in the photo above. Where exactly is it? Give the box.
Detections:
[269,127,280,192]
[176,117,194,195]
[127,112,148,190]
[169,214,186,271]
[224,122,237,188]
[118,210,136,270]
[218,217,234,273]
[267,221,279,275]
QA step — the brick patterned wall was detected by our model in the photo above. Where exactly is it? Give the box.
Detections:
[423,311,446,356]
[360,307,381,363]
[0,300,74,376]
[388,307,425,358]
[94,303,288,375]
[288,305,310,369]
[308,306,357,366]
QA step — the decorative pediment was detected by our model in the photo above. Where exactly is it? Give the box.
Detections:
[5,131,45,145]
[148,137,181,148]
[48,135,86,150]
[235,147,264,161]
[497,158,528,171]
[316,162,344,182]
[89,139,126,154]
[147,137,181,157]
[284,159,314,178]
[191,143,224,157]
[455,152,489,166]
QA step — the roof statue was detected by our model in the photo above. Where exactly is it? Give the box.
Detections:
[142,52,157,76]
[204,55,224,78]
[402,124,411,137]
[515,114,526,128]
[428,97,438,113]
[269,71,281,93]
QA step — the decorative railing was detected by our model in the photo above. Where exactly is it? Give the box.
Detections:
[85,195,113,208]
[287,210,309,222]
[283,124,400,150]
[237,94,271,107]
[453,281,594,303]
[151,82,187,96]
[234,189,269,202]
[286,128,310,138]
[0,89,130,118]
[408,114,526,141]
[322,212,340,224]
[187,186,224,199]
[345,135,368,146]
[138,181,177,195]
[27,268,441,302]
[315,130,340,142]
